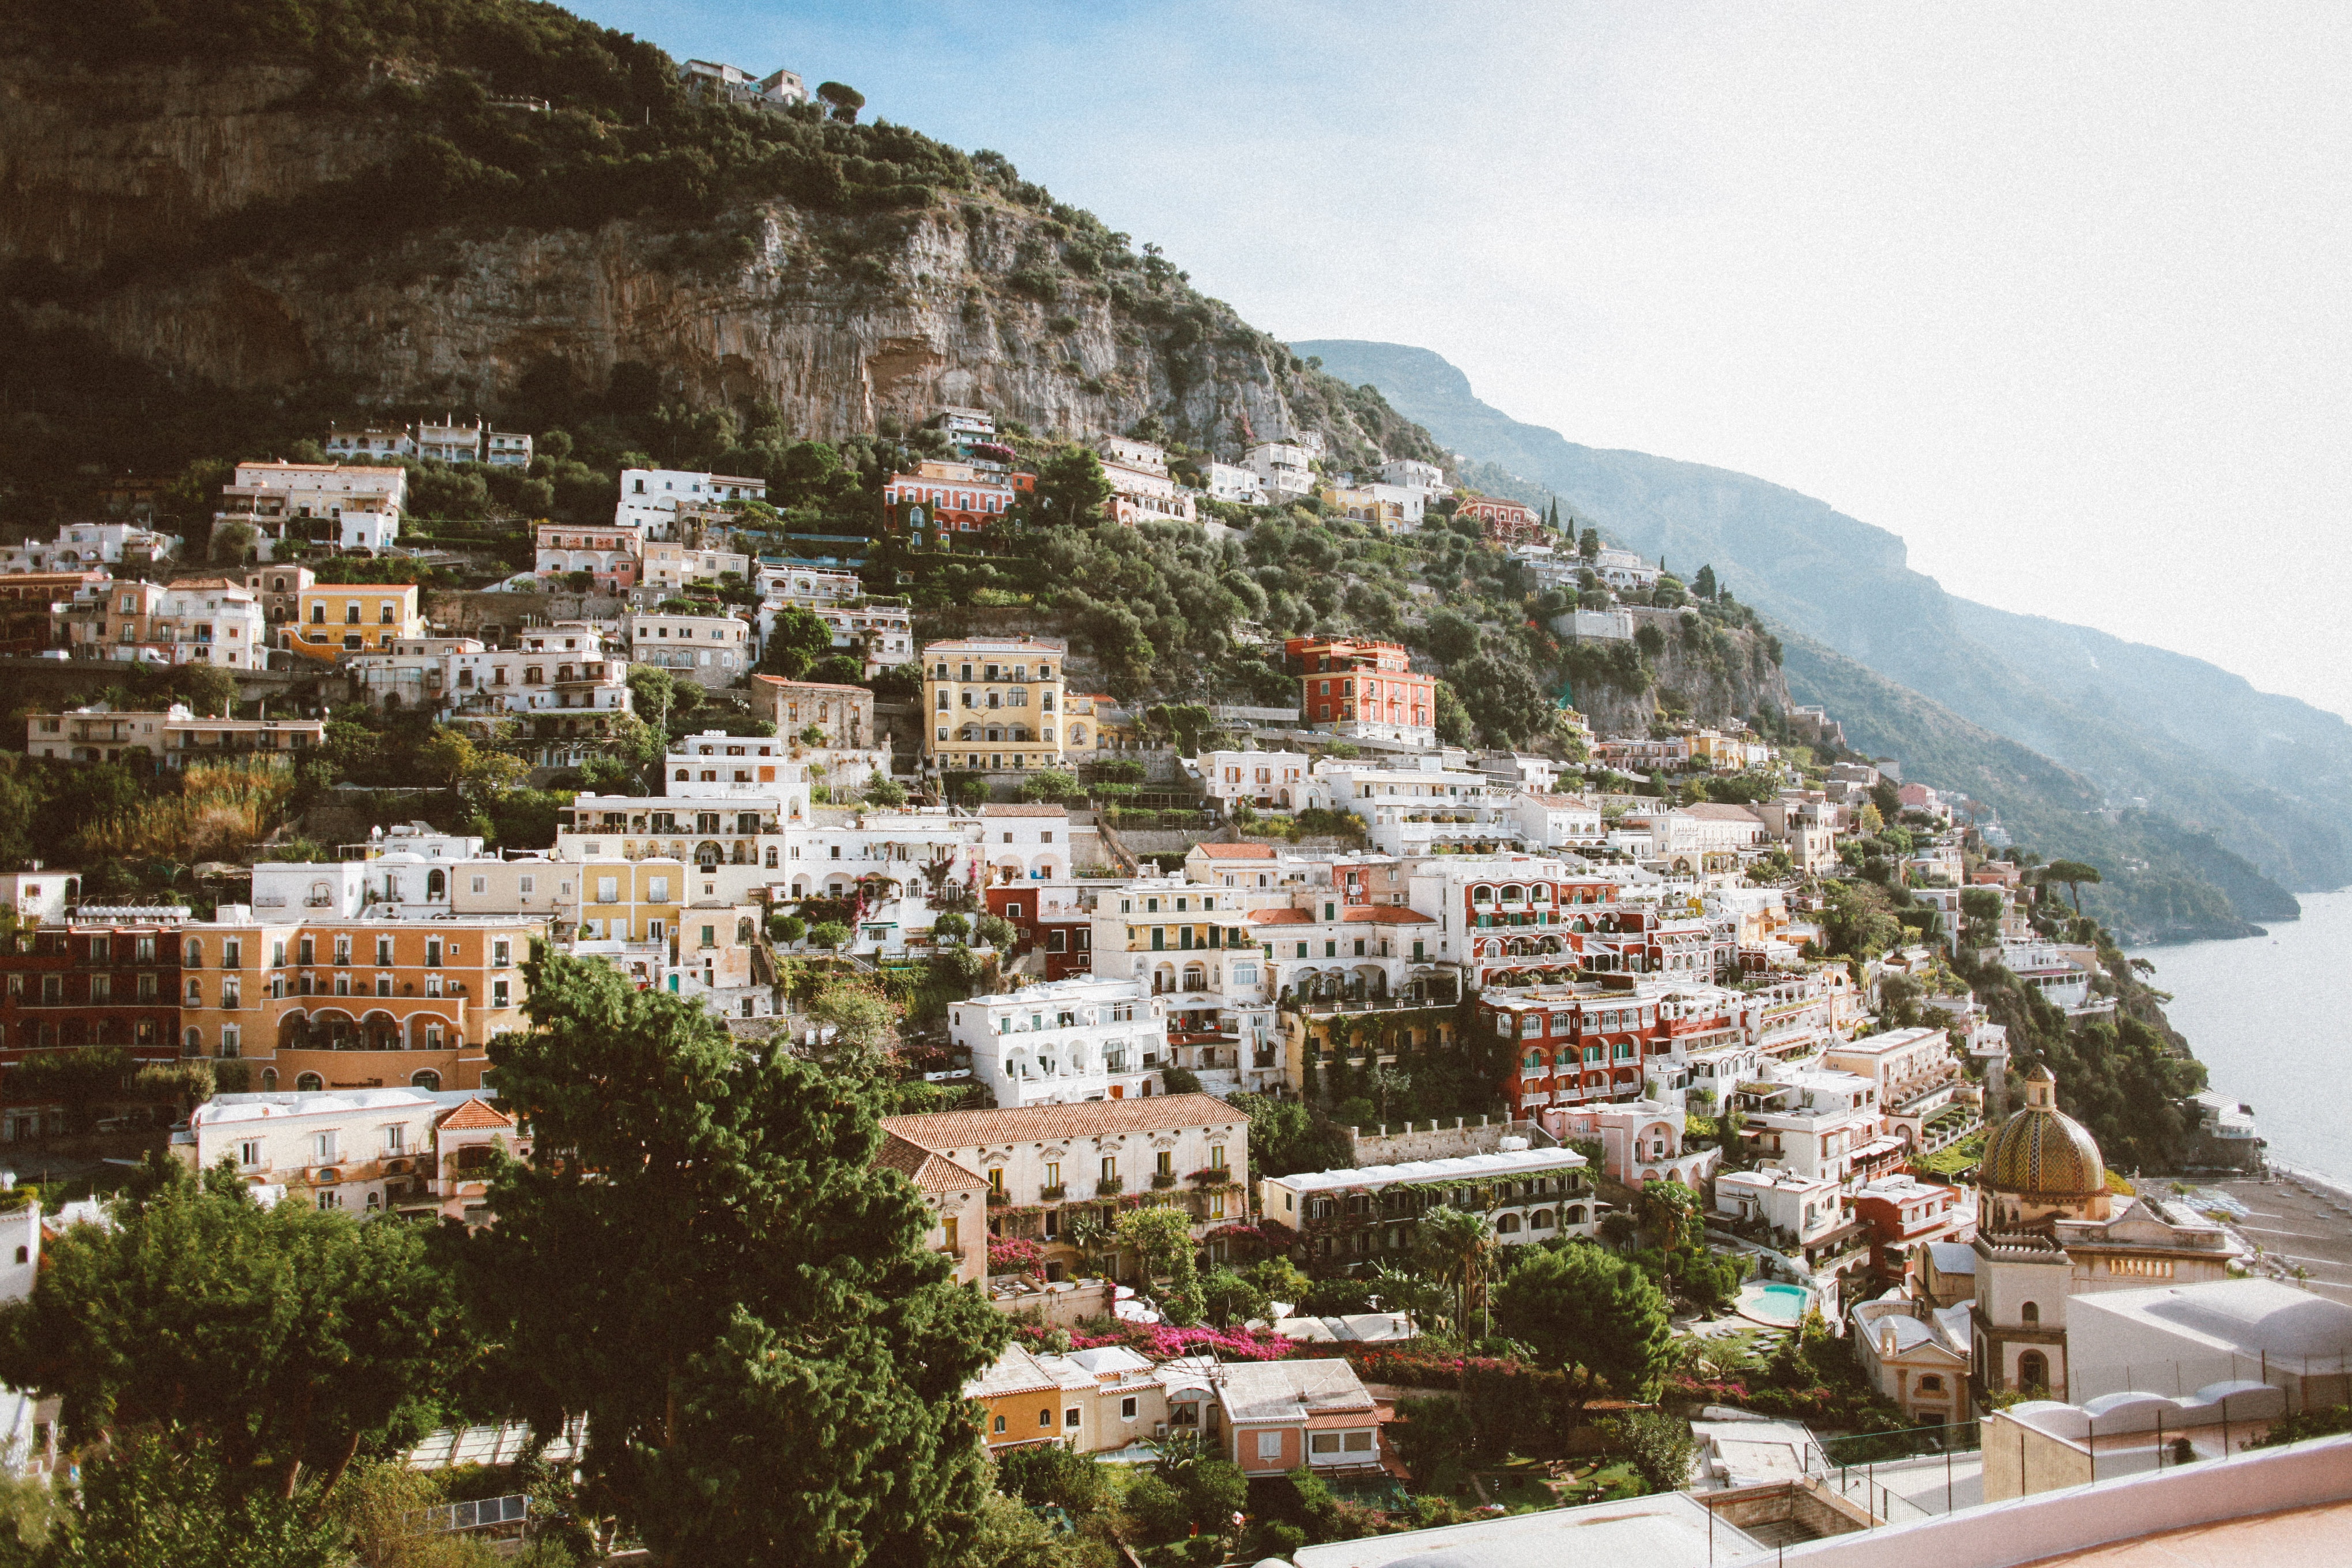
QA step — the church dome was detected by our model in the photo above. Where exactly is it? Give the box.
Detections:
[1981,1065,2106,1199]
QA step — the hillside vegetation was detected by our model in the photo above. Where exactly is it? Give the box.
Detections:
[0,1,1442,523]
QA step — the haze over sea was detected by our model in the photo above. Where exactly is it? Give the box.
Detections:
[2133,887,2352,1182]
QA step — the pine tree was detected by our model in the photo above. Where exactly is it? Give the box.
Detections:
[467,947,1009,1567]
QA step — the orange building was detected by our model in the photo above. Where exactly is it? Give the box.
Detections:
[1285,636,1437,745]
[176,914,548,1094]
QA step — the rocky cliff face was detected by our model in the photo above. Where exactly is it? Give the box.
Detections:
[0,60,1435,463]
[1569,613,1792,738]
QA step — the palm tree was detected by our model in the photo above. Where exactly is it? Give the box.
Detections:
[1417,1205,1496,1337]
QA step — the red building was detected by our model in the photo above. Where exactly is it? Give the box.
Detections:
[982,884,1092,980]
[1480,981,1669,1116]
[1848,1174,1967,1291]
[1284,637,1437,741]
[1454,493,1543,545]
[885,460,1035,549]
[0,916,186,1139]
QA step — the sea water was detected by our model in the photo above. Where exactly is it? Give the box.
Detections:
[2131,887,2352,1181]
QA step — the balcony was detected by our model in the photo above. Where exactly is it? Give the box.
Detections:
[1038,1183,1066,1202]
[1151,1172,1178,1190]
[1096,1177,1125,1197]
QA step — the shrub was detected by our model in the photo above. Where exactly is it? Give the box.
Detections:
[1601,1410,1697,1494]
[1123,1473,1188,1539]
[1389,1395,1472,1492]
[996,1443,1109,1515]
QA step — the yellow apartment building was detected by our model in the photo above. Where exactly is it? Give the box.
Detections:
[282,583,426,664]
[922,635,1070,774]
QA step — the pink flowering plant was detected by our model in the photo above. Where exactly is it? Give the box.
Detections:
[1019,1320,1295,1362]
[987,1237,1046,1274]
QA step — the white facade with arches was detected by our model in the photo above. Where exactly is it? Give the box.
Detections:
[952,977,1167,1107]
[979,804,1072,884]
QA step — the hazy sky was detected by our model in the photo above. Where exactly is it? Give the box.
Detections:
[578,2,2352,718]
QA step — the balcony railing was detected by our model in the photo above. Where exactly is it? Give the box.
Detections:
[1038,1184,1066,1201]
[1096,1177,1125,1197]
[1151,1173,1177,1190]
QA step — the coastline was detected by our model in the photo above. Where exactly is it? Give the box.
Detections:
[2129,885,2352,1188]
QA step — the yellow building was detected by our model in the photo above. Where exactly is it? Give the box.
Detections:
[921,635,1069,774]
[282,583,425,664]
[564,857,688,949]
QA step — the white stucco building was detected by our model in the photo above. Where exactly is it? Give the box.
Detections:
[951,977,1168,1107]
[615,469,767,537]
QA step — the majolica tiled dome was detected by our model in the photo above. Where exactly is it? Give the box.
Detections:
[1981,1065,2106,1198]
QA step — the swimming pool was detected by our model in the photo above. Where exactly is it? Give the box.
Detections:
[1736,1281,1815,1326]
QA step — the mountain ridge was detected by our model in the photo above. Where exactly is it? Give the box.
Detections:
[1294,338,2352,927]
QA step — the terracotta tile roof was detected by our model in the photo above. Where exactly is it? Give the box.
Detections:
[1526,792,1600,809]
[873,1129,989,1196]
[882,1092,1245,1151]
[1683,804,1765,823]
[1247,905,1429,926]
[980,804,1067,817]
[436,1097,513,1131]
[751,674,870,695]
[1193,842,1278,860]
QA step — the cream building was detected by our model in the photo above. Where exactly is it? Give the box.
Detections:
[880,1095,1251,1275]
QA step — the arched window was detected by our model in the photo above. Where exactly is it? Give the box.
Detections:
[296,1072,323,1092]
[2016,1350,2049,1392]
[183,1028,201,1056]
[2020,1301,2040,1325]
[1471,885,1494,905]
[1494,1213,1521,1234]
[427,869,446,900]
[410,1069,442,1091]
[262,1069,278,1091]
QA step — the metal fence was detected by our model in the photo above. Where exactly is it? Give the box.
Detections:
[1817,1420,1985,1524]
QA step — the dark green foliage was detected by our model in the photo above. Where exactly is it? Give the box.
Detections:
[1388,1395,1472,1492]
[1198,1268,1270,1328]
[1296,1276,1378,1316]
[2249,1404,2352,1448]
[0,1159,469,1499]
[18,1431,342,1568]
[758,606,837,678]
[1226,1093,1353,1179]
[6,1048,133,1136]
[1491,1244,1673,1402]
[464,946,1011,1566]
